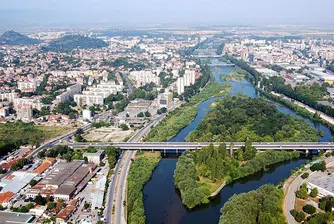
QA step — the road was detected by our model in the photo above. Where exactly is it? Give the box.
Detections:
[69,142,334,151]
[271,92,334,125]
[28,123,91,158]
[105,114,166,224]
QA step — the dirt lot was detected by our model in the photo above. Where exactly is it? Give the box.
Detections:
[83,127,134,142]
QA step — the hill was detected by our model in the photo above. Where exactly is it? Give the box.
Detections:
[0,31,40,45]
[43,35,108,52]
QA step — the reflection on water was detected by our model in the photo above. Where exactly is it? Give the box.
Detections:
[143,63,332,224]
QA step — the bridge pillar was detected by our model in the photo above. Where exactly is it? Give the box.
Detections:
[305,150,309,155]
[229,143,234,159]
[164,149,166,156]
[176,149,178,155]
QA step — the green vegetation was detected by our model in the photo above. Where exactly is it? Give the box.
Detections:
[216,42,226,55]
[296,183,309,199]
[302,172,310,179]
[127,152,161,224]
[174,144,300,208]
[303,204,316,215]
[310,161,326,172]
[0,30,40,45]
[223,55,260,85]
[310,188,319,198]
[52,101,77,115]
[146,80,230,142]
[219,185,285,224]
[187,95,318,142]
[92,121,112,128]
[221,67,248,81]
[327,60,334,73]
[262,76,334,117]
[290,209,306,222]
[0,122,44,157]
[43,35,108,52]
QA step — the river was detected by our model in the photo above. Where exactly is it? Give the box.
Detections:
[143,63,332,224]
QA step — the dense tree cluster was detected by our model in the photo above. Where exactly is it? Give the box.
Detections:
[188,95,318,142]
[43,35,108,52]
[159,72,176,88]
[174,144,300,208]
[52,101,77,116]
[219,185,285,224]
[262,76,334,117]
[104,146,121,168]
[327,60,334,73]
[146,67,229,142]
[0,122,44,157]
[310,161,327,172]
[127,152,161,224]
[0,31,40,45]
[37,145,83,162]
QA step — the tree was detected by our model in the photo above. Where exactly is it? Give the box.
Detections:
[303,204,316,214]
[295,211,305,222]
[301,172,309,179]
[296,188,308,199]
[144,111,151,117]
[47,202,56,210]
[310,188,318,198]
[137,112,144,117]
[35,194,46,205]
[84,202,90,210]
[29,179,37,186]
[120,124,129,131]
[310,161,326,172]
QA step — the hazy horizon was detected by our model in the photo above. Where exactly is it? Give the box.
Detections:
[1,0,334,29]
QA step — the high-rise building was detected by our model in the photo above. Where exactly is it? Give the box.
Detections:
[177,77,185,95]
[277,39,282,49]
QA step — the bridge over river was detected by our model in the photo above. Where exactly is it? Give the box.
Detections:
[69,142,334,151]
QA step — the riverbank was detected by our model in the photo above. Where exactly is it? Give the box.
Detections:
[145,81,230,142]
[220,67,247,82]
[174,145,301,209]
[219,184,285,224]
[127,152,161,224]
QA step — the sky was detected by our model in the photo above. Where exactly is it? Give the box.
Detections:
[1,0,334,28]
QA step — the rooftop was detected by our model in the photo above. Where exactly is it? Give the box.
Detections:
[0,211,35,223]
[308,171,334,194]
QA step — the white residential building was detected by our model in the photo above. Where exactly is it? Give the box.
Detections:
[129,70,160,87]
[56,84,82,103]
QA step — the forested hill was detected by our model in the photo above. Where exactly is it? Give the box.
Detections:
[0,31,40,45]
[43,35,108,52]
[187,95,318,142]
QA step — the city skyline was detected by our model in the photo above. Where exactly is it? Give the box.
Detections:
[1,0,334,29]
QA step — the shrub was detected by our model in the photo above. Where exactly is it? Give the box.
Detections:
[301,172,309,179]
[303,204,316,214]
[295,211,305,222]
[290,209,298,217]
[310,188,318,198]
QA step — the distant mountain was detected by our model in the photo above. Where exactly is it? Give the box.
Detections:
[0,31,40,45]
[43,35,108,52]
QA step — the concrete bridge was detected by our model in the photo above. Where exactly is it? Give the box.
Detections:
[69,142,334,151]
[209,63,234,67]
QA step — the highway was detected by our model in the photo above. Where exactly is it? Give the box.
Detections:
[69,142,334,151]
[105,114,166,224]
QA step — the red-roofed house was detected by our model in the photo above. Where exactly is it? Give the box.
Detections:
[0,191,14,207]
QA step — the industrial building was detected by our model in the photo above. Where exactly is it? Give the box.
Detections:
[310,71,334,84]
[307,171,334,198]
[83,150,105,164]
[25,161,97,201]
